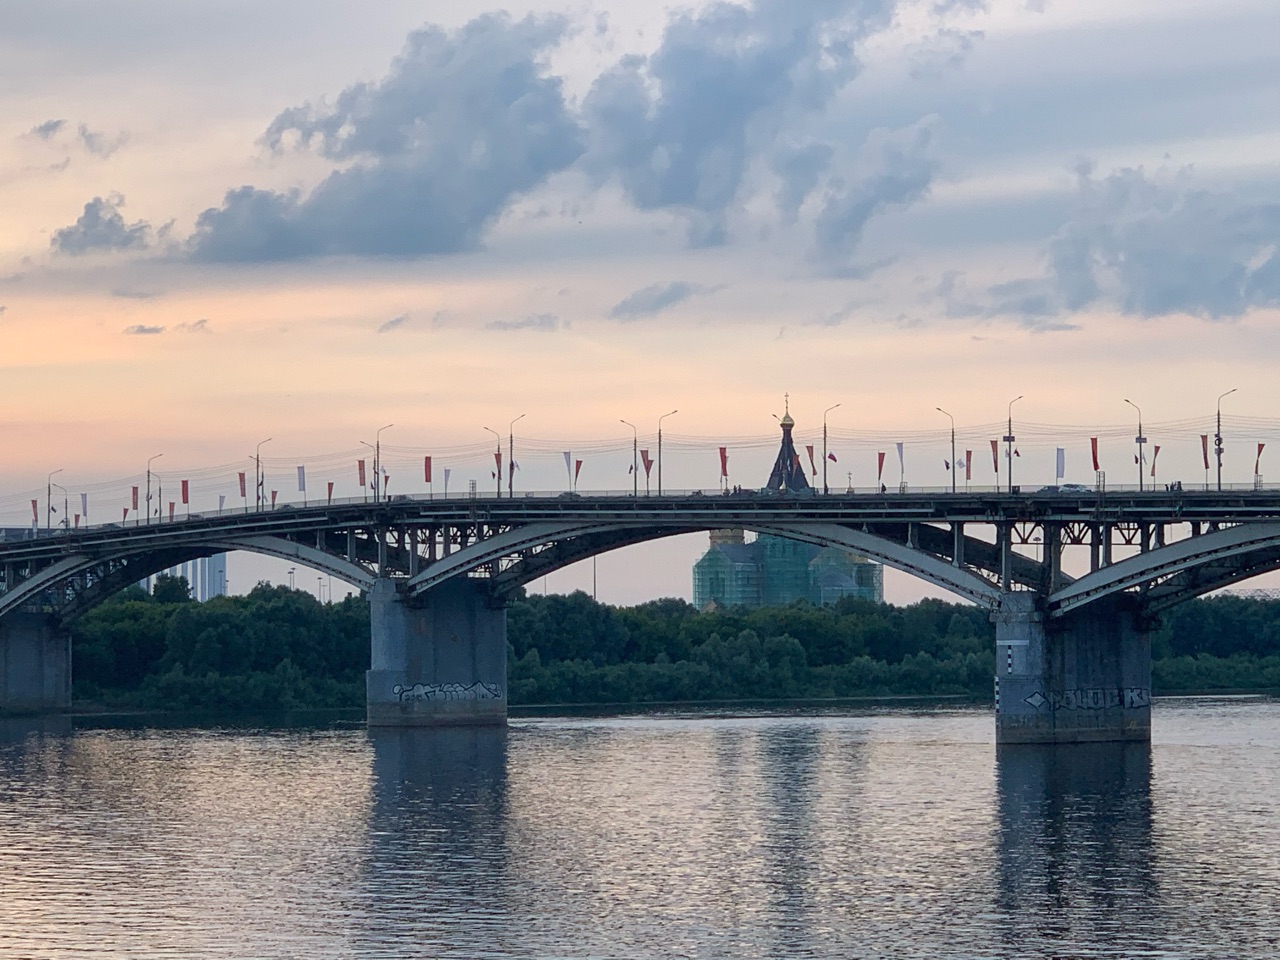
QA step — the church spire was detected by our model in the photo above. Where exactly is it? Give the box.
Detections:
[766,394,811,493]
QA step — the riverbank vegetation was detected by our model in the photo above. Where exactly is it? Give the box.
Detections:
[69,577,1280,711]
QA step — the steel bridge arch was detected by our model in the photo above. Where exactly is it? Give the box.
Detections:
[1049,522,1280,617]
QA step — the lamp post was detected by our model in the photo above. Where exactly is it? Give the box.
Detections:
[1123,399,1145,492]
[1216,388,1237,492]
[483,427,501,497]
[254,438,271,510]
[45,468,63,531]
[822,403,841,495]
[1004,396,1023,494]
[288,567,296,590]
[145,454,162,524]
[936,407,956,494]
[657,409,677,495]
[507,414,525,498]
[620,419,638,497]
[51,482,69,531]
[374,423,394,502]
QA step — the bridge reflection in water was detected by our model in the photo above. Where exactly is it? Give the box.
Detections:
[4,487,1280,744]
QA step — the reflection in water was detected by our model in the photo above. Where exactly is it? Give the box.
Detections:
[357,726,510,957]
[997,742,1157,955]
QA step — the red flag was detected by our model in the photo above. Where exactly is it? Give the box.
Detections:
[805,444,817,476]
[641,449,654,477]
[424,456,432,483]
[1151,445,1161,478]
[123,506,129,522]
[31,499,38,522]
[326,481,334,503]
[1257,442,1266,475]
[181,479,189,505]
[1200,434,1210,470]
[168,502,175,521]
[719,446,728,478]
[827,452,838,463]
[965,450,972,481]
[494,451,502,478]
[1090,437,1099,472]
[357,460,366,488]
[74,514,80,529]
[877,451,886,483]
[238,472,246,497]
[131,486,139,510]
[271,490,278,508]
[990,439,999,474]
[574,459,583,483]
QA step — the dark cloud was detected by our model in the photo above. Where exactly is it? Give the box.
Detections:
[188,13,582,262]
[30,119,66,140]
[581,0,895,245]
[609,280,706,320]
[1044,165,1280,319]
[77,124,127,158]
[814,117,940,269]
[51,196,151,255]
[123,324,164,335]
[174,318,211,333]
[485,313,559,331]
[377,314,409,333]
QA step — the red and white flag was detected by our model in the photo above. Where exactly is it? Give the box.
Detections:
[357,460,366,488]
[327,481,334,503]
[30,499,38,523]
[990,440,999,474]
[806,445,817,476]
[271,490,278,508]
[168,502,175,521]
[641,449,654,478]
[1151,445,1161,478]
[122,506,129,522]
[74,514,80,529]
[1201,435,1210,470]
[1257,443,1266,475]
[1090,437,1099,472]
[719,446,728,478]
[238,472,246,498]
[877,451,885,483]
[574,459,583,485]
[181,479,190,505]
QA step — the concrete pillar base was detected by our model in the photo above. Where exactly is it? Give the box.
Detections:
[0,613,71,716]
[366,577,507,727]
[994,593,1151,744]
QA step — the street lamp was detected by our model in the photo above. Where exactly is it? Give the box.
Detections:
[288,567,296,590]
[1123,399,1145,492]
[145,454,163,524]
[657,410,678,495]
[1004,396,1023,494]
[620,419,638,497]
[51,480,69,532]
[1216,388,1237,492]
[45,468,63,531]
[365,423,394,502]
[823,403,841,495]
[254,438,272,510]
[936,407,956,494]
[483,426,501,497]
[507,414,525,498]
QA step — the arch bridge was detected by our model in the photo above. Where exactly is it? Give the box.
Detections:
[4,488,1280,743]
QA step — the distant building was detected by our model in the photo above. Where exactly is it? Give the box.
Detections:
[692,402,884,610]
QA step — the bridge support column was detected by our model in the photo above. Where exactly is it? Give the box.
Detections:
[366,577,507,727]
[994,593,1150,744]
[0,613,71,716]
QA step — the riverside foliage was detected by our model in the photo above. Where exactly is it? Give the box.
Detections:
[70,577,1280,710]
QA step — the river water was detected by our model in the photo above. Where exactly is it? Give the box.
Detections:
[2,698,1278,958]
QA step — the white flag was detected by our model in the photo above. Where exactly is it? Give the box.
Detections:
[563,451,572,479]
[218,494,226,511]
[896,442,905,471]
[297,465,306,491]
[1055,447,1065,480]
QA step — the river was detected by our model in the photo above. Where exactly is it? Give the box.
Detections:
[2,698,1278,958]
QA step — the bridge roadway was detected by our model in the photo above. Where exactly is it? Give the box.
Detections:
[3,487,1280,744]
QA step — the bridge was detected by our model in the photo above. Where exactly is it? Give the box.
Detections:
[4,485,1280,743]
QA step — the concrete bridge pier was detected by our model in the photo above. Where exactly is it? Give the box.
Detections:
[994,592,1151,744]
[366,577,507,727]
[0,613,71,716]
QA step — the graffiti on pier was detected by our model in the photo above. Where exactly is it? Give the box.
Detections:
[1022,687,1150,711]
[393,681,502,702]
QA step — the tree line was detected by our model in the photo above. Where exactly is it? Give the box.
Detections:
[68,576,1280,711]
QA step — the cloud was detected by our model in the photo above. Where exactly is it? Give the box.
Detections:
[581,0,895,246]
[377,314,409,333]
[0,305,6,317]
[813,117,940,270]
[77,124,128,158]
[111,288,159,300]
[51,195,151,255]
[123,324,165,335]
[29,119,66,140]
[608,280,708,320]
[174,318,211,333]
[485,313,559,331]
[188,13,583,262]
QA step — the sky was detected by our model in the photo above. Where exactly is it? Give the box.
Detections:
[2,0,1279,605]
